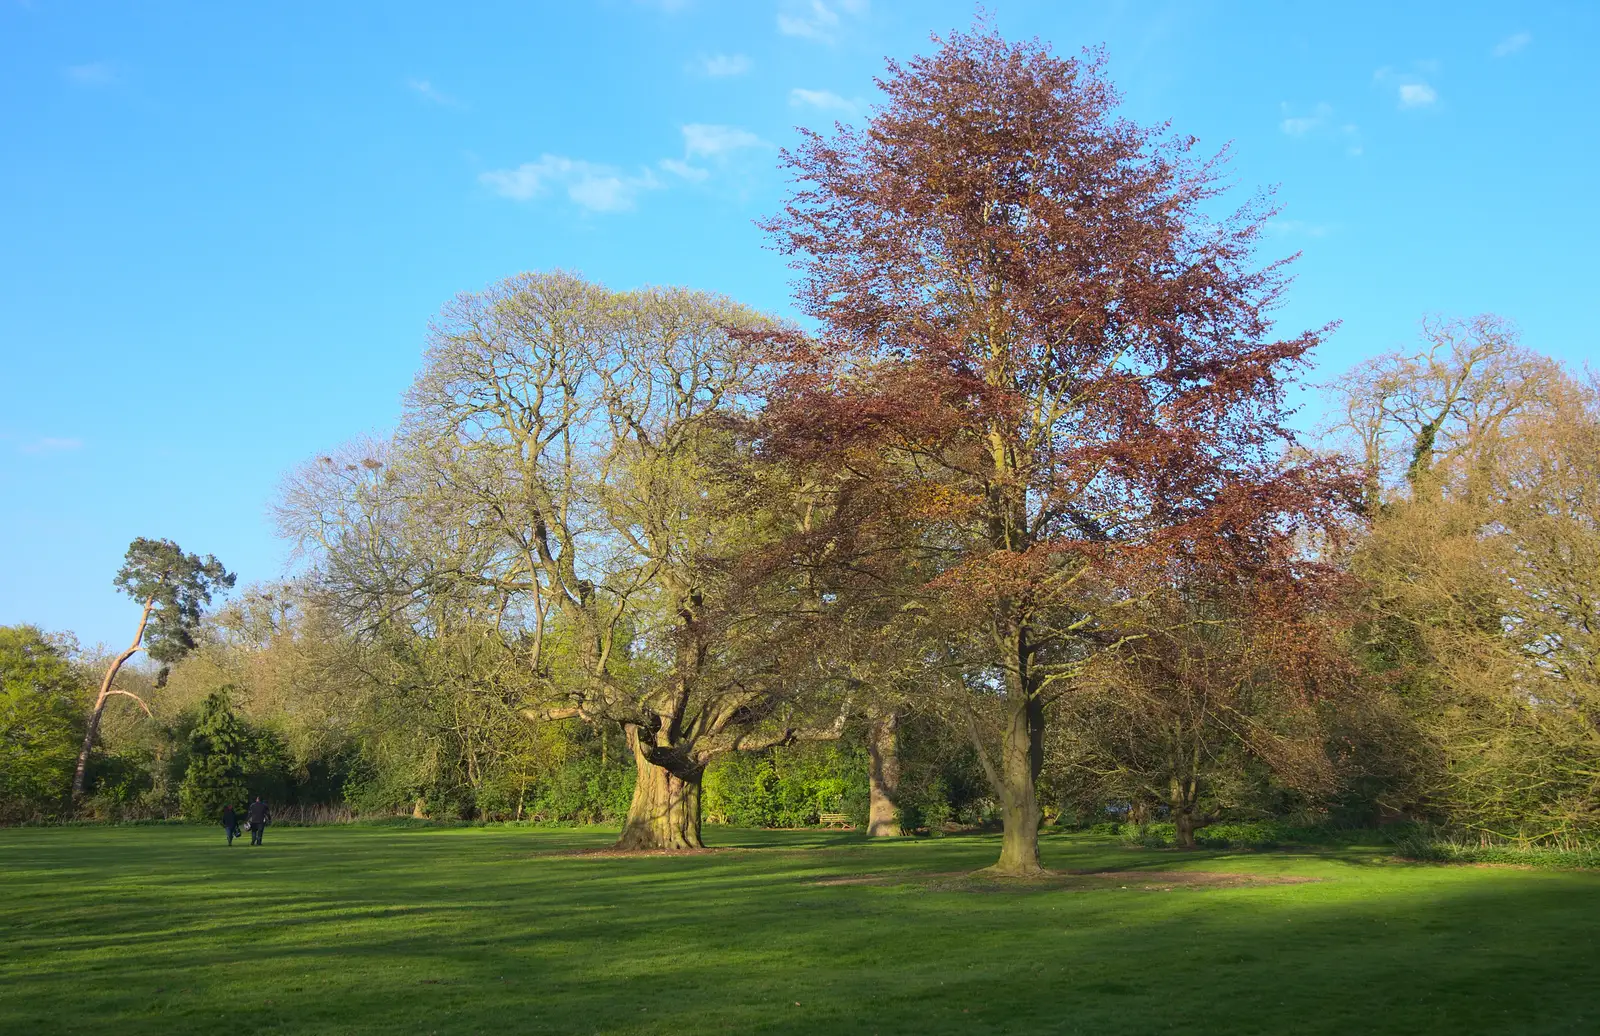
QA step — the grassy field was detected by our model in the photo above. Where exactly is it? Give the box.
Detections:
[2,825,1596,1035]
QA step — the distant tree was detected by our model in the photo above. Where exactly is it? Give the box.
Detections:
[1331,331,1600,841]
[179,688,250,821]
[763,25,1344,873]
[71,538,235,798]
[1053,570,1353,848]
[1325,315,1563,514]
[0,626,86,820]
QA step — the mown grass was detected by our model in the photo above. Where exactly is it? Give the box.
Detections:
[1,825,1596,1035]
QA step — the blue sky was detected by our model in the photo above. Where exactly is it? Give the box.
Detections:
[2,1,1595,650]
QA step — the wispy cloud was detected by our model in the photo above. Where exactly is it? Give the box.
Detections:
[777,0,867,44]
[1279,102,1332,137]
[18,436,84,455]
[1398,82,1437,108]
[1493,31,1532,58]
[655,125,769,185]
[63,62,117,87]
[682,123,768,159]
[695,53,751,77]
[407,78,461,107]
[1375,67,1440,110]
[789,88,862,120]
[482,125,767,213]
[1278,103,1362,156]
[659,158,709,183]
[480,155,661,213]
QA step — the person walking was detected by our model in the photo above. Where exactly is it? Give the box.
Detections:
[246,796,270,846]
[222,803,241,846]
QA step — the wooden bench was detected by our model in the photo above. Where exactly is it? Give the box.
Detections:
[819,812,853,829]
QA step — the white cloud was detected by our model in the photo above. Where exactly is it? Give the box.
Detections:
[659,158,710,182]
[1493,31,1532,57]
[1398,82,1438,108]
[18,436,84,454]
[777,0,867,44]
[682,123,768,159]
[481,126,766,212]
[479,155,661,213]
[655,124,770,188]
[64,63,117,87]
[1375,67,1440,110]
[1279,102,1333,137]
[789,88,861,119]
[407,78,460,106]
[696,53,751,77]
[1279,103,1362,156]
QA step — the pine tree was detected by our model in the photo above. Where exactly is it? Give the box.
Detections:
[179,688,249,821]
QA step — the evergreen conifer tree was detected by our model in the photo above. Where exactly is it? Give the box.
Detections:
[179,688,250,821]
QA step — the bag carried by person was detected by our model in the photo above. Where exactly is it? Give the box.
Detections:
[242,821,252,832]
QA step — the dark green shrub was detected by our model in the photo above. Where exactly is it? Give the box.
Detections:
[178,689,250,821]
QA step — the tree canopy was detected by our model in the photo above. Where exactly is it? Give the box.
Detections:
[760,24,1350,874]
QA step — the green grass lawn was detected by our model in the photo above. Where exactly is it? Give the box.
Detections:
[2,824,1596,1035]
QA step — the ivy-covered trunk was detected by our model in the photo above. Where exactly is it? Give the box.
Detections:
[615,726,704,850]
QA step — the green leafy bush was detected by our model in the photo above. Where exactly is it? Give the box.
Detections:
[0,626,85,823]
[521,754,635,824]
[704,741,867,828]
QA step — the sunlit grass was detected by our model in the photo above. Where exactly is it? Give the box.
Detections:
[2,825,1596,1034]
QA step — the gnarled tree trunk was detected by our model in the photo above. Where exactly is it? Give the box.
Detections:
[1169,770,1214,849]
[1174,809,1199,849]
[867,709,901,836]
[615,725,705,850]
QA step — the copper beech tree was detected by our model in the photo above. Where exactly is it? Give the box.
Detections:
[762,27,1348,874]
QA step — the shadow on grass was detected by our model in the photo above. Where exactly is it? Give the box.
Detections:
[1,825,1595,1036]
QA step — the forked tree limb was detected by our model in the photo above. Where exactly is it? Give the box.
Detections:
[71,595,156,798]
[103,688,154,716]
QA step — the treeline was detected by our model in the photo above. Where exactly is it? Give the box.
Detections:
[3,28,1595,866]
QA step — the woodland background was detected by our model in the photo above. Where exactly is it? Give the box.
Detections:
[4,28,1596,869]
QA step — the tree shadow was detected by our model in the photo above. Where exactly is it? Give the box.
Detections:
[3,826,1596,1035]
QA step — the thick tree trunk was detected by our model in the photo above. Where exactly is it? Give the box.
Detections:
[1174,809,1197,849]
[615,726,704,850]
[71,597,155,800]
[989,693,1046,876]
[867,709,901,837]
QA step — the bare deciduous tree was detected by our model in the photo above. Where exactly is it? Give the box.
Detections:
[280,273,850,849]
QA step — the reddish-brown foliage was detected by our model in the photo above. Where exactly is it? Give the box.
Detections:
[758,24,1357,873]
[762,28,1347,576]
